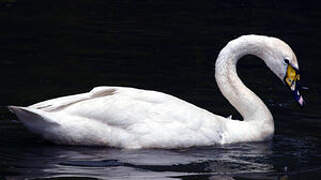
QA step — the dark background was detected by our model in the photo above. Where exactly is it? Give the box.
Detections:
[1,1,320,113]
[1,1,321,179]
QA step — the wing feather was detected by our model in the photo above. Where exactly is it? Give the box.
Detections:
[29,87,117,112]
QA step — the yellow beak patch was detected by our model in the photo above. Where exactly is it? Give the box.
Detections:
[285,64,300,91]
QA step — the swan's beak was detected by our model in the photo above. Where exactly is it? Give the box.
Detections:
[284,63,304,107]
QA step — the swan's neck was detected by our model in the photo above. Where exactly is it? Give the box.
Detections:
[215,36,274,128]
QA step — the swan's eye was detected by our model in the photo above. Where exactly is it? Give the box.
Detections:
[284,59,290,64]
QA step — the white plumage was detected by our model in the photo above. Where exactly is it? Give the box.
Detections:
[8,35,301,149]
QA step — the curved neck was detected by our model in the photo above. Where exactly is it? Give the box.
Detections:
[215,35,273,122]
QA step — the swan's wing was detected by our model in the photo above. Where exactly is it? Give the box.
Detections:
[29,86,226,132]
[29,86,213,124]
[59,86,224,132]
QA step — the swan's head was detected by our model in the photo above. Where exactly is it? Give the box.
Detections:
[262,36,304,107]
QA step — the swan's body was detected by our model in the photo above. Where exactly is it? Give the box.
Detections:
[8,35,303,149]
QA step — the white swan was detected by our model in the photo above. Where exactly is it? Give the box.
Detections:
[8,35,304,149]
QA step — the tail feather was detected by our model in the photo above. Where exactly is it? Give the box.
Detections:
[7,106,59,134]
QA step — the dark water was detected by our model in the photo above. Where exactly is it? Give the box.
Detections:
[1,1,321,179]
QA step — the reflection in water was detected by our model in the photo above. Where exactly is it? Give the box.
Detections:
[2,131,321,179]
[0,139,281,179]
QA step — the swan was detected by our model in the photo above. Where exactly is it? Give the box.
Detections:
[8,35,304,149]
